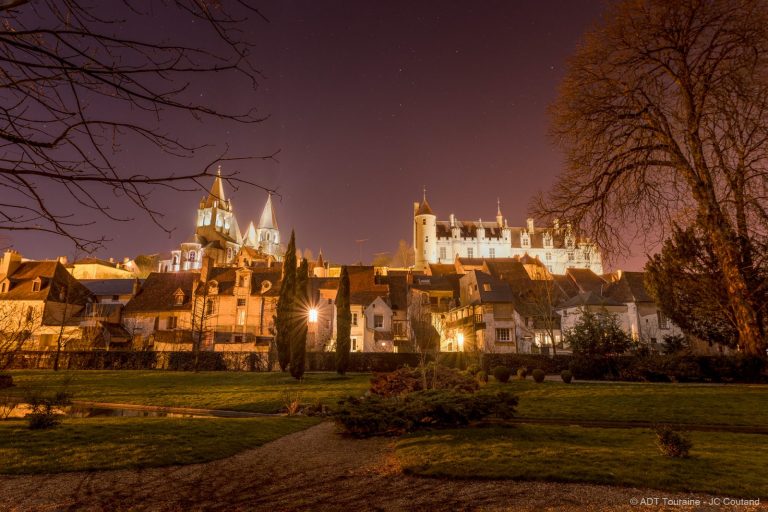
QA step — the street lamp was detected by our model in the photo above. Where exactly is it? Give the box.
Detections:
[457,332,464,352]
[308,308,318,323]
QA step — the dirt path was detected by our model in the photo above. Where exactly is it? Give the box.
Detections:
[0,422,764,512]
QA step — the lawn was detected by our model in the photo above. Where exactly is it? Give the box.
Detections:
[6,371,371,413]
[396,425,768,498]
[490,380,768,426]
[0,416,318,474]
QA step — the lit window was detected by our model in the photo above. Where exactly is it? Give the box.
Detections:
[467,248,473,258]
[496,328,510,342]
[237,309,246,326]
[439,247,447,261]
[32,280,41,292]
[309,308,318,323]
[189,251,196,262]
[352,313,358,326]
[351,338,358,351]
[483,283,491,292]
[175,293,184,305]
[489,248,495,258]
[546,252,552,261]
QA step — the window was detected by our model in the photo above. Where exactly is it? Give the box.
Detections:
[489,248,495,258]
[237,309,246,326]
[327,298,333,305]
[425,236,429,242]
[467,248,474,258]
[482,283,491,292]
[1,282,6,293]
[26,306,34,322]
[352,313,358,326]
[658,311,669,329]
[422,219,426,225]
[204,210,212,225]
[166,317,177,329]
[237,298,246,307]
[206,300,215,316]
[351,338,358,351]
[32,280,41,292]
[496,328,511,342]
[189,251,196,262]
[567,251,575,261]
[234,335,244,343]
[174,292,184,305]
[439,247,447,261]
[546,252,552,261]
[521,235,530,247]
[215,215,223,228]
[238,276,246,287]
[374,315,383,328]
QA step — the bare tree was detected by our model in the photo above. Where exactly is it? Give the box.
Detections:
[525,267,561,356]
[537,0,768,355]
[0,1,276,251]
[0,302,41,370]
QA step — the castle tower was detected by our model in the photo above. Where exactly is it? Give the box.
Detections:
[255,192,282,260]
[413,188,436,271]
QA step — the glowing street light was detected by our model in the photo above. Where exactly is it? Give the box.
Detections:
[457,332,464,352]
[308,308,318,323]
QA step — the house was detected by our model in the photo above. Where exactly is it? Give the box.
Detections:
[0,250,94,350]
[68,257,137,279]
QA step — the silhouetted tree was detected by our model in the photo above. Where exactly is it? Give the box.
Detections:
[276,231,297,371]
[290,258,308,380]
[335,266,351,375]
[0,1,275,251]
[538,0,768,355]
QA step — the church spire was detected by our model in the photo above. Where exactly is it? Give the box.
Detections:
[415,186,434,216]
[258,192,278,230]
[203,165,227,208]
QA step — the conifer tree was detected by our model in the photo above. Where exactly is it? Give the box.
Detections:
[335,266,352,375]
[276,230,297,371]
[290,258,309,380]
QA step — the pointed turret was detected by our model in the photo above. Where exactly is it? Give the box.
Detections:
[496,198,503,227]
[202,165,227,209]
[243,221,258,248]
[258,193,278,230]
[415,186,433,216]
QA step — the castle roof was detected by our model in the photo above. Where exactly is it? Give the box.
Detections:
[202,167,227,208]
[258,193,278,230]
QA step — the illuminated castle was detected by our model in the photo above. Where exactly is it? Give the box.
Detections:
[413,191,603,275]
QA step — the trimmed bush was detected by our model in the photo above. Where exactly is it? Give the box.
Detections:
[492,366,512,383]
[465,364,481,376]
[532,369,545,383]
[560,370,573,384]
[655,425,692,458]
[369,364,479,398]
[333,389,519,437]
[0,375,14,388]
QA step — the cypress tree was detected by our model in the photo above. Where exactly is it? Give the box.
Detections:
[335,265,351,375]
[276,230,297,371]
[290,258,309,380]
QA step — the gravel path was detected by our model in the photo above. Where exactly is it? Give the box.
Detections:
[0,422,764,512]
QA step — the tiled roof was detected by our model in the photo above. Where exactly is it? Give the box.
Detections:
[80,279,139,296]
[124,272,198,312]
[566,268,607,294]
[73,257,117,268]
[0,261,93,305]
[603,271,653,303]
[558,291,625,309]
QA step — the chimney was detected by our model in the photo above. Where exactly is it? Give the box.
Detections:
[413,202,420,217]
[0,250,22,279]
[526,218,535,233]
[57,255,68,265]
[109,257,115,263]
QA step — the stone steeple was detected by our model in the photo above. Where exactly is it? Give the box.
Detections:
[258,192,278,230]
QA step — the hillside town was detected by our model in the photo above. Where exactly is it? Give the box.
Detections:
[1,173,706,359]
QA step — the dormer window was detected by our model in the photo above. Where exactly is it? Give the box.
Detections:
[0,280,7,293]
[208,280,219,295]
[32,278,42,292]
[543,232,553,248]
[174,291,184,305]
[521,234,530,248]
[238,275,247,288]
[188,251,196,262]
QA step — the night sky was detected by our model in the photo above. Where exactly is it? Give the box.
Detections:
[10,1,647,270]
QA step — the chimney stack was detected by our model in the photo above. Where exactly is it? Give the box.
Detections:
[0,250,22,279]
[57,255,68,265]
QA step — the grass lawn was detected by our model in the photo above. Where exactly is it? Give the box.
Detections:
[6,371,371,413]
[489,380,768,426]
[396,425,768,498]
[0,416,318,474]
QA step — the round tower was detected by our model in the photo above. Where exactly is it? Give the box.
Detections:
[413,189,437,270]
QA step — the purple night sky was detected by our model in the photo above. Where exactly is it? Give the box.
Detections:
[8,1,647,270]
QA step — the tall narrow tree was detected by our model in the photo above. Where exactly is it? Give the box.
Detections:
[276,231,297,371]
[290,259,309,380]
[335,266,352,375]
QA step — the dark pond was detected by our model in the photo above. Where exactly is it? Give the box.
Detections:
[1,403,207,419]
